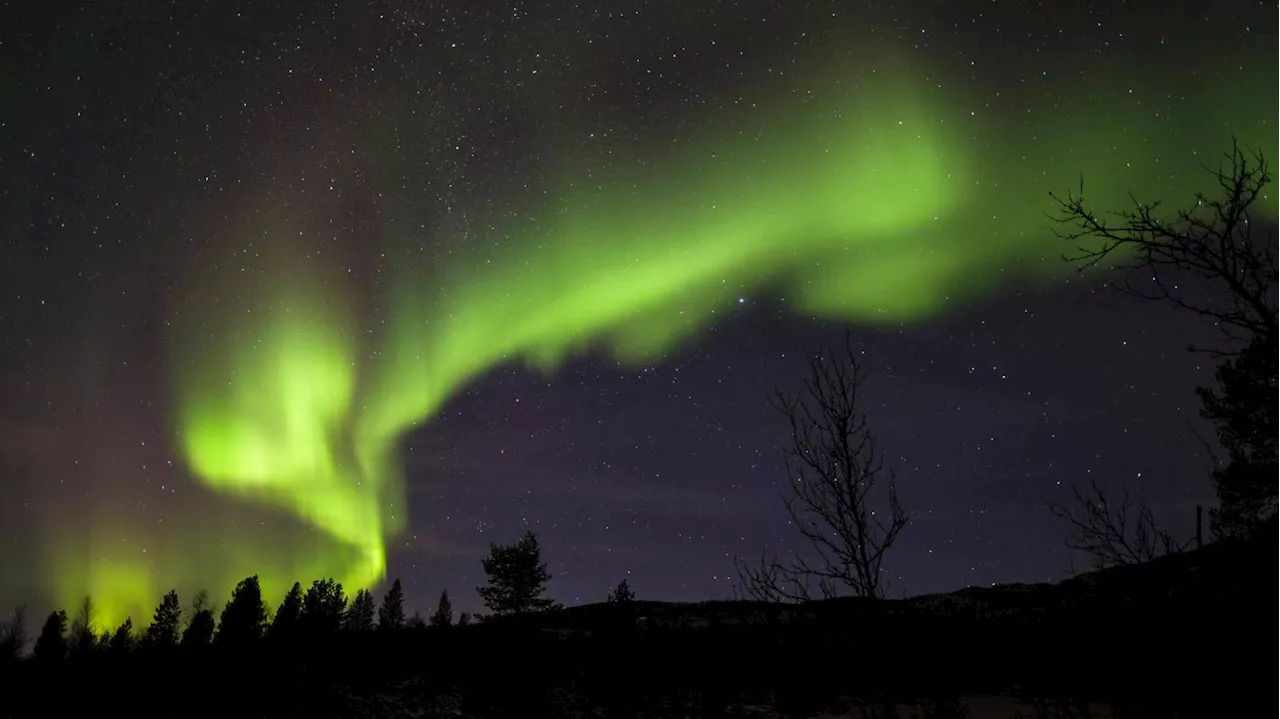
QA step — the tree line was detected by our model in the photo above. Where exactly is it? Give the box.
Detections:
[0,529,638,664]
[0,574,419,665]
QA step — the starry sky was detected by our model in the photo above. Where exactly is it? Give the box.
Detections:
[1,0,1275,623]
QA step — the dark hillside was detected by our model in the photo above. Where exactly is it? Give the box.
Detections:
[1,523,1272,717]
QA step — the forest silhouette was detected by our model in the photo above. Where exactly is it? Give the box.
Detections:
[0,521,1274,717]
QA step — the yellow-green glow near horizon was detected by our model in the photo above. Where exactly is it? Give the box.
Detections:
[49,45,1274,629]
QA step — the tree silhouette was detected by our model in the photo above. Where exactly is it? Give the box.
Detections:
[269,582,304,640]
[217,576,268,644]
[343,588,376,633]
[300,578,347,636]
[1053,141,1277,539]
[181,588,216,644]
[32,610,67,662]
[1,606,28,663]
[1047,480,1187,570]
[737,337,909,601]
[110,618,135,653]
[607,579,635,603]
[477,530,558,615]
[377,578,405,631]
[406,612,426,630]
[182,611,215,647]
[182,590,215,647]
[1197,336,1278,538]
[429,590,453,627]
[68,596,97,658]
[1052,140,1275,354]
[144,590,182,649]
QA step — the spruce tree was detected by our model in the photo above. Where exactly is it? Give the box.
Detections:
[269,582,303,640]
[32,610,67,662]
[343,589,376,633]
[217,576,268,644]
[145,590,182,649]
[300,578,347,636]
[1198,337,1278,538]
[110,618,135,653]
[429,590,453,627]
[608,579,635,603]
[377,578,405,630]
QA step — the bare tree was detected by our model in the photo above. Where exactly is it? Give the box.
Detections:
[0,606,28,661]
[1051,139,1276,356]
[68,596,97,656]
[1047,480,1189,571]
[1052,140,1278,542]
[736,337,909,601]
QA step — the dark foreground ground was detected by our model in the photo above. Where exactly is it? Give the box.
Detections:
[1,524,1273,718]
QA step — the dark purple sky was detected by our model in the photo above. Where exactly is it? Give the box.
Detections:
[396,284,1221,611]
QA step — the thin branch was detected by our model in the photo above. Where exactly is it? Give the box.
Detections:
[737,335,909,601]
[1046,480,1189,571]
[1187,419,1223,478]
[1050,139,1276,357]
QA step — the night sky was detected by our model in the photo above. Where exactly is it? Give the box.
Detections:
[1,1,1275,623]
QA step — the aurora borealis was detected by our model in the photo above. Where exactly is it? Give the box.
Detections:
[2,1,1275,628]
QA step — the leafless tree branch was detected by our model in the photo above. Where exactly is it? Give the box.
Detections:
[1047,480,1189,571]
[69,596,96,654]
[737,335,909,601]
[1187,418,1224,478]
[1050,138,1277,356]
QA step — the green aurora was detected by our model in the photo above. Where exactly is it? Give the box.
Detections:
[49,46,1275,628]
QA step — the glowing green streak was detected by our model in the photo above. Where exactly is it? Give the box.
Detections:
[367,59,977,437]
[175,279,397,595]
[50,43,1271,627]
[180,306,386,556]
